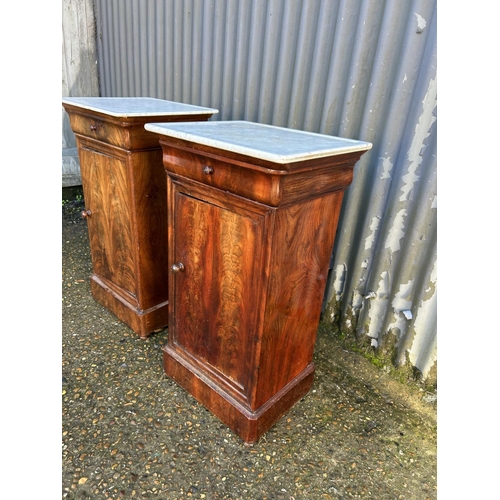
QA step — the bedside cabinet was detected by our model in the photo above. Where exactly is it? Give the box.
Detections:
[62,97,218,338]
[145,120,371,442]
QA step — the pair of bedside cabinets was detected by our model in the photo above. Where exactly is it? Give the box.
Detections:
[62,97,371,444]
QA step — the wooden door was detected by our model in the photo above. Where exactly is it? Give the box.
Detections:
[168,177,272,406]
[79,144,137,302]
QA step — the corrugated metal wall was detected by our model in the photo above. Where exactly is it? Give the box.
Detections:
[92,0,437,382]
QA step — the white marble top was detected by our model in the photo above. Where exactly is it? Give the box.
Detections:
[62,97,218,118]
[144,121,372,163]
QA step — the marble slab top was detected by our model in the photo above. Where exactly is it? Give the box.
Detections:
[144,120,372,164]
[62,97,218,118]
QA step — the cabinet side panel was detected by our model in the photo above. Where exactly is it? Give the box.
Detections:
[254,190,344,409]
[128,149,169,309]
[79,145,137,300]
[171,189,267,401]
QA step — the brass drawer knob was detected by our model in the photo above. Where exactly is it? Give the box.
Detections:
[81,209,92,218]
[203,166,214,175]
[171,262,185,273]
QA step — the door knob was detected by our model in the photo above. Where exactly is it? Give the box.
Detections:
[81,209,92,218]
[171,262,185,273]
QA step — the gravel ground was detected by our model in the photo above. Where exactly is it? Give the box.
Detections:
[62,187,437,499]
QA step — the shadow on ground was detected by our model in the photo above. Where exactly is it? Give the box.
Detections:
[62,187,436,499]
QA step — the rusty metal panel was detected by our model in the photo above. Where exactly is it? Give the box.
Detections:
[92,0,437,381]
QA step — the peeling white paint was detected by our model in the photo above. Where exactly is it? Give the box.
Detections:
[332,264,347,297]
[430,260,437,284]
[384,209,407,253]
[415,13,426,33]
[385,280,415,340]
[352,290,364,310]
[378,271,391,297]
[366,272,391,339]
[366,297,389,340]
[380,156,393,180]
[364,216,381,250]
[408,260,437,378]
[391,280,414,313]
[361,259,369,269]
[399,76,437,202]
[399,165,421,202]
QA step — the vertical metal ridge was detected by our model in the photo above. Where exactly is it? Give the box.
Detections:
[113,0,123,95]
[338,0,385,139]
[117,0,127,96]
[209,0,225,112]
[163,1,174,100]
[272,0,302,128]
[286,0,322,130]
[123,1,134,96]
[220,0,238,120]
[303,0,340,133]
[231,0,252,120]
[243,0,266,122]
[146,0,156,97]
[103,0,114,96]
[256,0,285,125]
[189,0,203,105]
[199,1,214,108]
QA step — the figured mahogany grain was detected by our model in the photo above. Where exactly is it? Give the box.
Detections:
[78,141,138,300]
[253,191,344,408]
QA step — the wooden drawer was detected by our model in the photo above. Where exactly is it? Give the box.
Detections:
[162,145,356,206]
[64,107,171,150]
[162,146,283,206]
[64,104,218,151]
[65,109,130,147]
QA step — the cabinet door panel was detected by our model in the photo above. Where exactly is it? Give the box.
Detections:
[79,146,137,300]
[171,187,268,401]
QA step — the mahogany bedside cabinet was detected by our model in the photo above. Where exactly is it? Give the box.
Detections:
[144,120,371,443]
[62,97,218,338]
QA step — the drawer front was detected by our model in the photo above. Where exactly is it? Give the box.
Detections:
[65,106,216,150]
[67,111,132,148]
[162,146,357,206]
[162,147,282,206]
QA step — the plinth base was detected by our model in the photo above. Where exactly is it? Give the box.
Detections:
[163,345,315,444]
[90,275,168,338]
